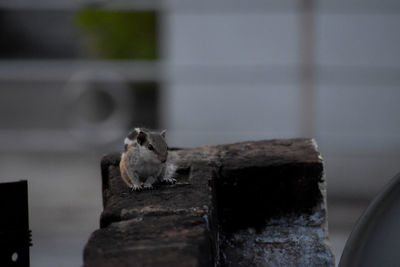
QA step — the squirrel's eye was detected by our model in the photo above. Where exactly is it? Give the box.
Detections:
[148,144,154,151]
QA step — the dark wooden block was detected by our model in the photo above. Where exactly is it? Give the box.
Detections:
[84,139,334,267]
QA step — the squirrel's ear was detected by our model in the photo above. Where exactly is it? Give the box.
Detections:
[161,130,166,138]
[137,131,147,145]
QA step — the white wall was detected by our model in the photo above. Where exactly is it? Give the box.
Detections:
[315,13,400,197]
[162,3,400,198]
[162,12,301,147]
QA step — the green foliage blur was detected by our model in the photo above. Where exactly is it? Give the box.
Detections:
[75,10,157,60]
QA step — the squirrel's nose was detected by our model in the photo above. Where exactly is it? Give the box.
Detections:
[161,158,167,163]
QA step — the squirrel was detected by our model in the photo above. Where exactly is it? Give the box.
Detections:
[119,128,177,191]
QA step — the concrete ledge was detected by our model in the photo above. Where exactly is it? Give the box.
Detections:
[83,138,334,267]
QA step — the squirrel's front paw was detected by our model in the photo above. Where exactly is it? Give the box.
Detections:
[163,177,177,184]
[131,184,143,191]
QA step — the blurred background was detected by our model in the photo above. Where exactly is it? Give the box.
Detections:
[0,0,399,266]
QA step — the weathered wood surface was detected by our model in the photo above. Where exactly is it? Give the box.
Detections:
[83,139,334,267]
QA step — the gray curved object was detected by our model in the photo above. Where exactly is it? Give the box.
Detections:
[339,172,400,267]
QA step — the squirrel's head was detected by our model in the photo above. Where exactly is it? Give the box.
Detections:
[124,128,168,163]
